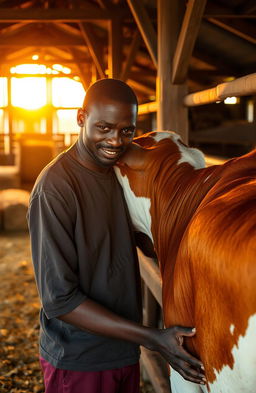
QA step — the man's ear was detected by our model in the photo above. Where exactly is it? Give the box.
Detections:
[77,108,86,127]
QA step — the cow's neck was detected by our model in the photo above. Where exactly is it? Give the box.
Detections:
[150,162,223,277]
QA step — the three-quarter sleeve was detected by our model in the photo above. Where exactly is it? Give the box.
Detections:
[28,191,87,319]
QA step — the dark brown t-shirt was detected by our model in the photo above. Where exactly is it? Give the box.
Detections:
[28,145,142,371]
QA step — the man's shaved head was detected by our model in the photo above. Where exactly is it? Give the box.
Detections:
[82,78,138,111]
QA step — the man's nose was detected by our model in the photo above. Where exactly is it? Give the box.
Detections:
[107,130,122,147]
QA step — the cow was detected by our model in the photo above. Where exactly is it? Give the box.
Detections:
[114,131,256,393]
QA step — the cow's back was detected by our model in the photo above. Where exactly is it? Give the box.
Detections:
[164,151,256,392]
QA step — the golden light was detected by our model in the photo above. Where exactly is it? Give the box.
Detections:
[11,64,48,74]
[8,63,85,113]
[52,64,71,74]
[0,77,8,107]
[52,64,64,71]
[52,77,85,108]
[32,54,39,60]
[224,97,238,105]
[11,77,47,109]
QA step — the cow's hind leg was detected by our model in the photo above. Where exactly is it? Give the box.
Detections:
[170,368,206,393]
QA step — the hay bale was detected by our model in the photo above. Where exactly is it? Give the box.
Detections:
[0,189,30,231]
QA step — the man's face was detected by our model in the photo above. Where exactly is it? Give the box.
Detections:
[77,98,137,170]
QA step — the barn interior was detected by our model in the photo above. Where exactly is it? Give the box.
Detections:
[0,1,255,392]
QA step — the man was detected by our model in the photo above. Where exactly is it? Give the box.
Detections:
[28,79,205,393]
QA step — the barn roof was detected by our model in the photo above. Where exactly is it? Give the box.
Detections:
[0,0,255,103]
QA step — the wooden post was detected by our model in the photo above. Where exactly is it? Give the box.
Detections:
[108,17,122,79]
[46,77,53,135]
[7,76,13,157]
[144,286,159,327]
[157,0,188,143]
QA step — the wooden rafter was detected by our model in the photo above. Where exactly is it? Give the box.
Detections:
[69,48,90,90]
[120,30,141,81]
[79,22,105,79]
[127,79,155,96]
[0,24,85,46]
[0,7,110,22]
[239,0,256,14]
[172,0,207,84]
[207,18,256,45]
[126,0,157,68]
[96,0,112,9]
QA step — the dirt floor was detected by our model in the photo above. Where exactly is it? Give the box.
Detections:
[0,232,155,393]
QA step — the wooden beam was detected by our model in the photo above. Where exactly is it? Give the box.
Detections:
[0,7,110,22]
[1,58,90,65]
[137,248,162,306]
[157,0,188,143]
[108,17,122,78]
[127,79,155,96]
[69,48,90,90]
[0,24,85,46]
[143,286,159,327]
[239,0,256,14]
[204,14,256,19]
[172,0,207,84]
[126,0,157,68]
[184,72,256,106]
[120,30,141,82]
[96,0,112,9]
[79,22,105,79]
[138,101,157,115]
[207,18,256,45]
[0,37,84,47]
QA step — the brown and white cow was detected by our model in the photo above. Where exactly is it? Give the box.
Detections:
[114,131,256,393]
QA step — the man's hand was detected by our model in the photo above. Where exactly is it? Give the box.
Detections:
[146,326,206,385]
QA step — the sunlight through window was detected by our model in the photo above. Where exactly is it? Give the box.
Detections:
[0,78,8,107]
[54,109,78,133]
[52,78,85,108]
[11,77,47,109]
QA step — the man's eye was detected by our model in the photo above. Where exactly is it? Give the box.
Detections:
[98,125,110,131]
[122,128,135,137]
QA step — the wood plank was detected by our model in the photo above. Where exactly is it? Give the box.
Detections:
[0,7,110,22]
[79,22,105,79]
[126,0,157,68]
[120,30,141,82]
[108,17,122,78]
[137,248,162,307]
[184,72,256,106]
[172,0,207,84]
[141,348,171,393]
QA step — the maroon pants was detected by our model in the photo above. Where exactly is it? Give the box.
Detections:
[40,357,140,393]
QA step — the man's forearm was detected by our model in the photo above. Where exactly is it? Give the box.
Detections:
[58,298,154,348]
[58,298,206,385]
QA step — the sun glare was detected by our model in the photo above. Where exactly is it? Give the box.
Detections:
[52,77,85,108]
[11,77,47,110]
[9,63,85,111]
